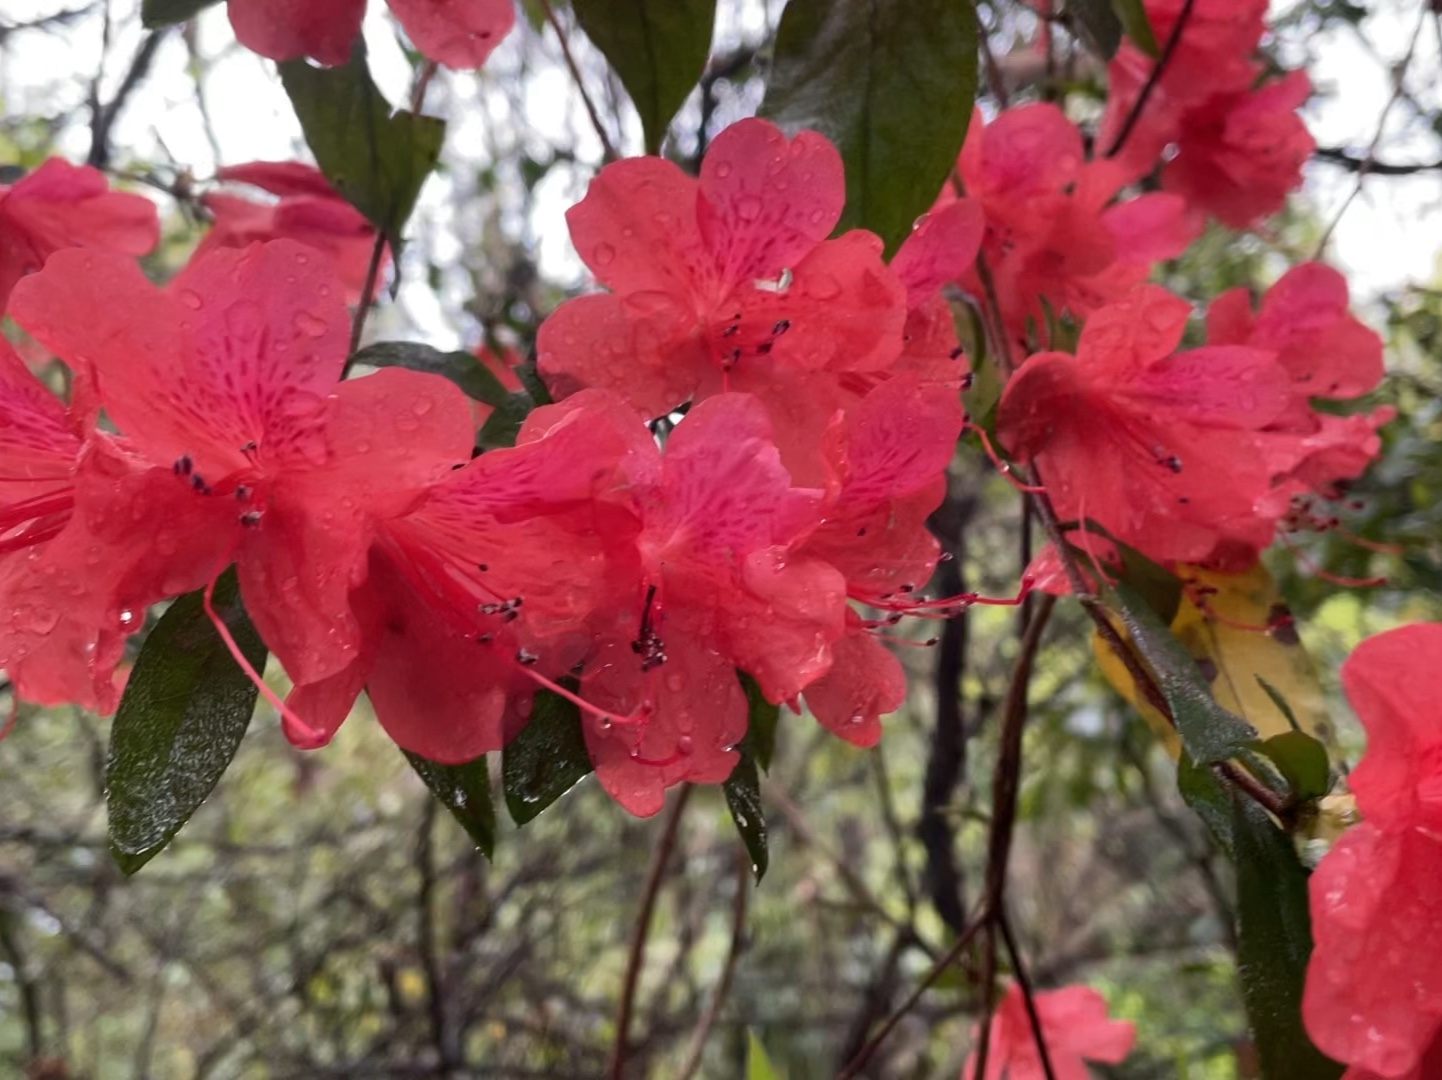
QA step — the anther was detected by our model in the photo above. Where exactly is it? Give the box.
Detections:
[772,319,791,336]
[235,485,252,501]
[516,648,539,666]
[191,474,211,494]
[173,455,193,477]
[239,510,263,528]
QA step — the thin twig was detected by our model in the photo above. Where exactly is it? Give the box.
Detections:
[1314,3,1430,257]
[608,784,691,1080]
[836,904,989,1080]
[347,232,389,360]
[1104,0,1196,159]
[999,912,1059,1080]
[89,28,170,170]
[536,0,618,162]
[676,850,748,1080]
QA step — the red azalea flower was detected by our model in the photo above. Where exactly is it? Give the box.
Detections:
[1098,0,1267,167]
[0,338,101,708]
[537,117,908,483]
[0,158,158,313]
[997,285,1292,564]
[963,981,1136,1080]
[1304,822,1442,1078]
[796,376,963,745]
[4,240,471,713]
[955,105,1197,348]
[1163,72,1315,229]
[228,0,515,68]
[1301,625,1442,1076]
[197,162,381,303]
[511,390,848,816]
[283,393,637,760]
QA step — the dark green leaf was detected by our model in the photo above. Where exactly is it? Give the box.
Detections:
[141,0,219,27]
[1177,752,1234,858]
[1256,674,1302,732]
[571,0,717,155]
[477,392,537,450]
[106,569,266,875]
[1259,731,1331,803]
[723,748,768,881]
[1112,0,1159,57]
[1103,579,1257,764]
[502,689,593,824]
[1072,518,1184,624]
[761,0,979,255]
[740,672,780,773]
[1068,0,1122,59]
[405,752,496,857]
[280,43,446,252]
[1233,798,1345,1080]
[352,341,512,408]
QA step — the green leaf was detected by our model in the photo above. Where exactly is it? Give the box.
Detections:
[723,747,768,881]
[279,43,446,253]
[1112,0,1159,57]
[1177,752,1234,858]
[141,0,219,27]
[106,569,266,875]
[1103,579,1257,764]
[477,392,537,450]
[570,0,717,155]
[747,1031,785,1080]
[760,0,979,256]
[404,752,496,857]
[1259,731,1331,803]
[502,689,594,824]
[1068,0,1122,59]
[740,672,779,773]
[1255,674,1301,732]
[351,341,512,408]
[1232,798,1345,1080]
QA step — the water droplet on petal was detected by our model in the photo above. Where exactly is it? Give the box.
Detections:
[178,289,203,311]
[715,161,734,179]
[292,310,329,338]
[593,243,616,267]
[737,195,763,221]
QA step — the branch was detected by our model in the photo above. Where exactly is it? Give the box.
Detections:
[676,851,748,1080]
[608,784,691,1080]
[1314,145,1442,175]
[89,29,171,170]
[1104,0,1197,159]
[536,0,618,162]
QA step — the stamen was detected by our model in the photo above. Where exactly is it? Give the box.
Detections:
[965,421,1046,494]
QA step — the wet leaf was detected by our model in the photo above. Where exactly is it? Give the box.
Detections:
[107,569,266,875]
[761,0,979,256]
[1233,797,1345,1080]
[1259,731,1331,803]
[502,689,593,824]
[1100,579,1257,764]
[280,42,446,254]
[740,671,779,772]
[352,341,511,408]
[404,751,496,857]
[477,392,537,450]
[723,747,768,881]
[571,0,717,155]
[141,0,219,26]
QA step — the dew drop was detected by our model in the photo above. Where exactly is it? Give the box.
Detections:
[736,195,763,221]
[292,310,329,338]
[715,161,734,179]
[177,289,203,311]
[677,734,694,755]
[593,243,616,266]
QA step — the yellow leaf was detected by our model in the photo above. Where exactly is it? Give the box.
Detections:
[1096,563,1337,757]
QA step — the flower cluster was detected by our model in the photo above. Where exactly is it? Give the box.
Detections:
[0,0,1389,835]
[962,981,1136,1080]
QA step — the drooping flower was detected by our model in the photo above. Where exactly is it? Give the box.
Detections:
[537,117,909,484]
[227,0,515,69]
[1302,624,1442,1078]
[962,981,1137,1080]
[3,240,469,715]
[996,285,1291,565]
[0,158,158,313]
[196,162,380,303]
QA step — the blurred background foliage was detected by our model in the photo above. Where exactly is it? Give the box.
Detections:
[1,0,1440,1076]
